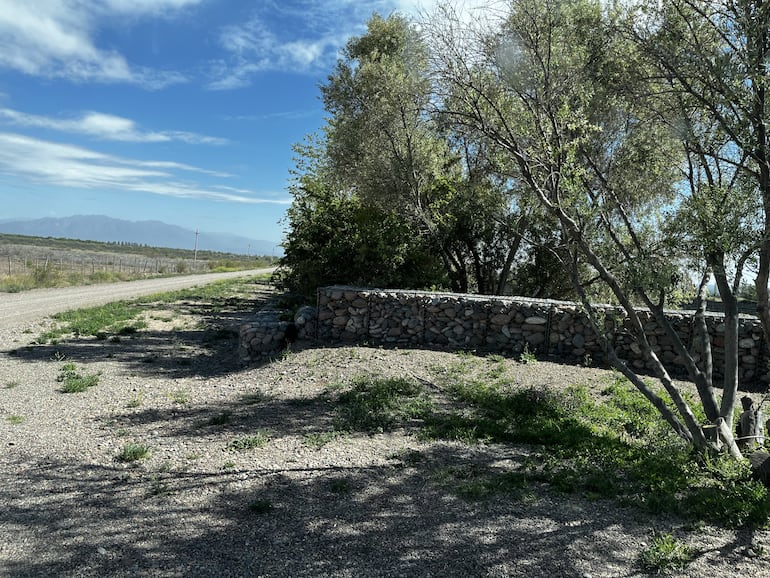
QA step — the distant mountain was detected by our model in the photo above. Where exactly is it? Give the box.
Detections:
[0,215,282,256]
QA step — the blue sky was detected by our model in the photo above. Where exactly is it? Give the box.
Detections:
[0,0,445,245]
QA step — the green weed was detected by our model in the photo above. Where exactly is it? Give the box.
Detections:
[329,478,351,494]
[40,302,143,343]
[117,443,151,462]
[168,389,190,404]
[57,363,100,393]
[201,411,232,427]
[6,414,24,425]
[303,431,342,449]
[228,431,270,451]
[638,531,694,574]
[519,344,537,364]
[239,391,273,404]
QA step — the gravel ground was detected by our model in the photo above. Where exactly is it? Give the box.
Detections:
[1,294,769,577]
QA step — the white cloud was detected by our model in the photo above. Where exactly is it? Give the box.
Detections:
[209,1,369,89]
[0,0,199,86]
[0,132,289,204]
[0,108,228,145]
[208,0,498,90]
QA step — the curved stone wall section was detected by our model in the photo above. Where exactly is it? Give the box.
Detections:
[314,286,767,386]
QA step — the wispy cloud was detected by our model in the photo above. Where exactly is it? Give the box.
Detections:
[0,132,290,204]
[209,0,376,89]
[0,0,199,87]
[207,0,495,90]
[0,108,228,145]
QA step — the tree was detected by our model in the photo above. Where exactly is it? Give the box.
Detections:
[426,0,746,455]
[278,136,447,297]
[319,13,535,295]
[630,0,770,367]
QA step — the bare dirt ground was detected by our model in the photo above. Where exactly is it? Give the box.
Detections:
[0,285,769,577]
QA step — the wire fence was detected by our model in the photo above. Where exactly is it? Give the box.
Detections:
[1,253,208,277]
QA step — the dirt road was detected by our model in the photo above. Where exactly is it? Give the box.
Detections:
[0,268,273,328]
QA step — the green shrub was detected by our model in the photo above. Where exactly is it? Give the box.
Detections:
[638,531,694,574]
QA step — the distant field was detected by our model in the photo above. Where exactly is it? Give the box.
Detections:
[0,233,278,292]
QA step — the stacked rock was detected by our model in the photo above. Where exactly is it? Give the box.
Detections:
[311,286,767,386]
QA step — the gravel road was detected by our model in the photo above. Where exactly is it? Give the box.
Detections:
[0,269,274,328]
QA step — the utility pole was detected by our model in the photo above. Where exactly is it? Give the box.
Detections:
[193,228,199,264]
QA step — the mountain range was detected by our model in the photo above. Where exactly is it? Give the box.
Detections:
[0,215,282,256]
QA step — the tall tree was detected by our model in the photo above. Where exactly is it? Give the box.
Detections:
[631,0,770,366]
[427,0,745,455]
[320,13,532,294]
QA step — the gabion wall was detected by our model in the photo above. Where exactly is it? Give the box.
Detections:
[313,286,767,387]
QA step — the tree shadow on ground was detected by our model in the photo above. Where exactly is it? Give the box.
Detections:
[1,445,674,578]
[3,380,765,577]
[5,290,284,380]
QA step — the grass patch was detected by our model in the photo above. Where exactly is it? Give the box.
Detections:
[334,376,433,433]
[168,389,190,404]
[4,381,19,389]
[39,301,144,343]
[117,443,151,462]
[329,478,351,494]
[57,362,100,393]
[6,414,24,425]
[303,431,342,449]
[432,464,532,501]
[422,357,770,529]
[228,431,270,451]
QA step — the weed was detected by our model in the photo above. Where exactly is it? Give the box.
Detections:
[148,478,173,498]
[223,461,236,470]
[57,363,100,393]
[303,431,341,449]
[519,344,537,364]
[638,531,694,574]
[169,389,190,404]
[127,393,143,408]
[388,448,424,466]
[228,431,270,451]
[4,381,19,389]
[117,443,151,462]
[6,414,24,425]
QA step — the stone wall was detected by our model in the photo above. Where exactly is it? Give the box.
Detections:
[313,286,768,387]
[239,305,316,363]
